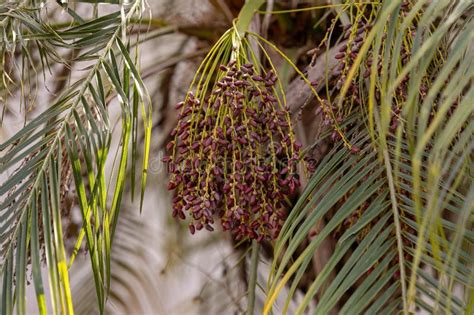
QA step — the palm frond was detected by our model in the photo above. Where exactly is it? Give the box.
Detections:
[0,1,152,313]
[265,0,473,314]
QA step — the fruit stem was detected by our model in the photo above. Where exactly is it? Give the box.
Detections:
[236,0,266,37]
[231,0,266,62]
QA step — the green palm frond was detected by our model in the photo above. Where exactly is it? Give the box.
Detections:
[265,130,472,314]
[0,1,152,313]
[265,0,473,314]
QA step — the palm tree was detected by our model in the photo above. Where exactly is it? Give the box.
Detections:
[1,0,472,314]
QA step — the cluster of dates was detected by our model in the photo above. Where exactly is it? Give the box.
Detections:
[164,61,301,241]
[331,1,416,134]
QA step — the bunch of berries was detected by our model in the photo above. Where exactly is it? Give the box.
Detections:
[164,61,301,241]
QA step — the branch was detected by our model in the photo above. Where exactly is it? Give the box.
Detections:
[287,41,347,114]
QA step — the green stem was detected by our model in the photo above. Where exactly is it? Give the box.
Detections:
[235,0,266,37]
[247,240,260,315]
[231,0,265,62]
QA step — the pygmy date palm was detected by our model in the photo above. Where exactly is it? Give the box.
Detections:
[0,1,472,314]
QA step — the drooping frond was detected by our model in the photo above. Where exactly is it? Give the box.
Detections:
[265,0,473,314]
[0,1,152,313]
[265,126,472,313]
